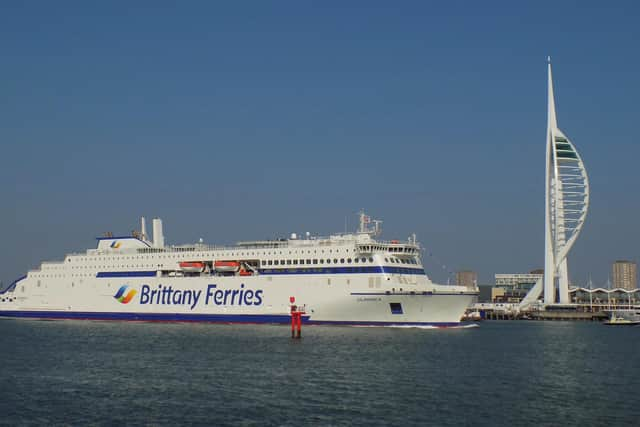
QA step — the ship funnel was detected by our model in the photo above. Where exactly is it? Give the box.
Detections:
[152,218,164,248]
[141,217,147,241]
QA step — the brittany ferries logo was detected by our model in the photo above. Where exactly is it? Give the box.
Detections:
[110,241,122,249]
[114,285,137,304]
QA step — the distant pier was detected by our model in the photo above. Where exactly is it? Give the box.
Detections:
[468,303,616,322]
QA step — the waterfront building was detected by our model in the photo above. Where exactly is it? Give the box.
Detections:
[492,272,543,303]
[612,260,638,291]
[456,271,477,289]
[570,287,640,310]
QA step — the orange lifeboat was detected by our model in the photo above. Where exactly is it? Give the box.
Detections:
[239,269,252,276]
[179,262,206,273]
[214,261,240,273]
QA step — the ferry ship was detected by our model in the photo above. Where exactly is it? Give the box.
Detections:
[0,212,477,326]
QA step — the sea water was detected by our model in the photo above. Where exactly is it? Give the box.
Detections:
[0,320,638,426]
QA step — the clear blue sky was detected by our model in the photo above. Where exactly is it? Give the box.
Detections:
[1,1,639,287]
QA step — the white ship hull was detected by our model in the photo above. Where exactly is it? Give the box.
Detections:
[0,274,475,326]
[0,214,477,326]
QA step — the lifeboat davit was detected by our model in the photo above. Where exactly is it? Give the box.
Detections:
[214,261,240,273]
[179,262,205,273]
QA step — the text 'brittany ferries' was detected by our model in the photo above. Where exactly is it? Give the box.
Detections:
[139,284,263,310]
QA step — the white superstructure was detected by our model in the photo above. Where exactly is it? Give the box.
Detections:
[0,212,476,326]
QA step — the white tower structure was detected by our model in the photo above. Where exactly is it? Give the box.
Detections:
[543,58,590,304]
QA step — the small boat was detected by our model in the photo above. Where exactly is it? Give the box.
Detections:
[461,310,482,321]
[179,262,205,273]
[604,311,640,326]
[214,261,240,273]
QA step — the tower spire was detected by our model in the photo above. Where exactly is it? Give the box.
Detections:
[521,58,590,309]
[547,57,557,130]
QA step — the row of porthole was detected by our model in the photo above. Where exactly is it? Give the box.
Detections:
[72,265,155,269]
[262,257,374,266]
[72,247,355,263]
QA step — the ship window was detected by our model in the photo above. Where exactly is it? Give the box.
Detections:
[326,259,331,264]
[306,259,311,264]
[354,258,359,263]
[287,260,292,265]
[293,260,298,265]
[389,303,403,315]
[340,259,344,263]
[268,260,273,265]
[313,259,317,264]
[320,259,324,264]
[347,258,352,263]
[333,259,338,264]
[361,258,366,263]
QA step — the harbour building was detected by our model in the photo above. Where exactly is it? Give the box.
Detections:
[456,271,477,289]
[612,260,638,291]
[492,272,543,303]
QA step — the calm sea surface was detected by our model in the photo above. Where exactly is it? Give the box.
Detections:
[0,319,638,426]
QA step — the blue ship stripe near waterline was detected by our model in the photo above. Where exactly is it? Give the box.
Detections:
[97,271,157,278]
[0,310,460,327]
[0,311,298,323]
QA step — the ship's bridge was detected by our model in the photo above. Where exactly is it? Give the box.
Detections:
[356,241,420,256]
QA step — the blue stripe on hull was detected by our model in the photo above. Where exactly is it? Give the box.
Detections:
[0,311,294,323]
[0,311,459,327]
[94,266,427,278]
[97,271,157,278]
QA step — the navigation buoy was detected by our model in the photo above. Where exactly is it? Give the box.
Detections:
[290,296,305,339]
